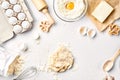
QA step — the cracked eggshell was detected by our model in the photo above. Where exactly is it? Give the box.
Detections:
[8,17,17,25]
[9,0,17,4]
[87,29,96,38]
[5,9,14,17]
[80,27,88,36]
[13,25,23,34]
[1,1,10,9]
[13,4,21,12]
[17,13,26,20]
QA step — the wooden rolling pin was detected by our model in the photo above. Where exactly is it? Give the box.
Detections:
[32,0,55,32]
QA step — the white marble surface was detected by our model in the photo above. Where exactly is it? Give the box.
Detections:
[1,0,120,80]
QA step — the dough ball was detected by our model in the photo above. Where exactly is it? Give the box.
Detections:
[48,46,74,72]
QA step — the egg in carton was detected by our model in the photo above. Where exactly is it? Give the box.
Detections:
[0,0,33,34]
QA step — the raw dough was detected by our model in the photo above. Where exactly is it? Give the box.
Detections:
[48,46,74,72]
[7,56,23,75]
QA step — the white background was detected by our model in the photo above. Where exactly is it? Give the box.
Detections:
[1,0,120,80]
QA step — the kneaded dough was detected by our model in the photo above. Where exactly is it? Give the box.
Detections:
[48,46,74,72]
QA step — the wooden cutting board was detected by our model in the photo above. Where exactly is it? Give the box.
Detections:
[86,0,120,32]
[0,7,14,44]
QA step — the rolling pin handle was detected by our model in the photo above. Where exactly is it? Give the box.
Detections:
[42,9,55,24]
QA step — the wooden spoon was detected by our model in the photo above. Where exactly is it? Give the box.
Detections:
[103,49,120,72]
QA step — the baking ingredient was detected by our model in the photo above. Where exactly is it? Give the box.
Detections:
[0,47,23,76]
[9,0,17,4]
[13,25,23,34]
[79,27,87,36]
[87,0,120,32]
[0,0,33,35]
[13,4,21,12]
[92,1,114,23]
[5,9,14,17]
[54,0,85,20]
[79,27,96,38]
[21,21,30,29]
[17,13,26,20]
[87,29,96,38]
[7,55,23,75]
[108,23,120,36]
[8,17,17,25]
[48,45,74,72]
[66,2,74,10]
[103,49,120,72]
[1,1,10,9]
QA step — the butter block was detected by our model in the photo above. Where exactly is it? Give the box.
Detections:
[92,1,114,23]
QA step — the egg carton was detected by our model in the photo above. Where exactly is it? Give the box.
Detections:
[0,0,33,34]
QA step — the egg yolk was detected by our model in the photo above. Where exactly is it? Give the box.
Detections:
[66,2,74,10]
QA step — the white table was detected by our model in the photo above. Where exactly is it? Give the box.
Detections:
[1,0,120,80]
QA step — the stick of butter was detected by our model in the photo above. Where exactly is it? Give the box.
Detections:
[92,1,114,23]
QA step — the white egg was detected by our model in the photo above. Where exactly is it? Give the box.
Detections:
[13,4,21,12]
[17,13,26,20]
[21,21,31,29]
[5,9,14,17]
[9,0,17,4]
[13,25,23,34]
[8,17,17,25]
[1,1,10,9]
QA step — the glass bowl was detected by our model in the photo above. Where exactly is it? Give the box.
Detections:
[53,0,88,22]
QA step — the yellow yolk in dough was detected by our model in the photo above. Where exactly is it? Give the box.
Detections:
[66,2,74,10]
